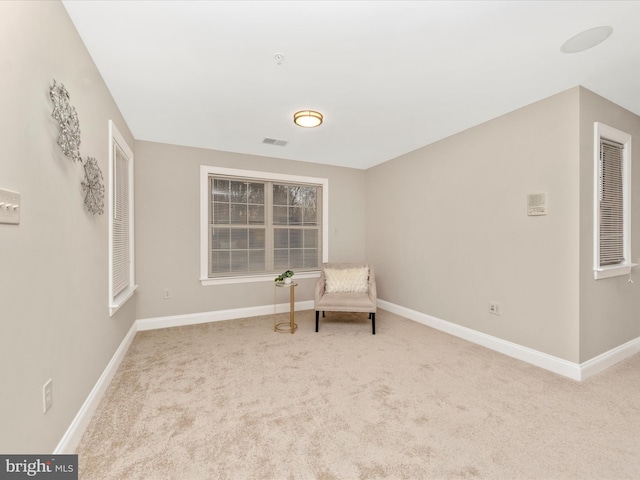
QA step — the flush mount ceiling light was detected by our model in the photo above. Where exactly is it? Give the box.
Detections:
[560,26,613,54]
[293,110,323,128]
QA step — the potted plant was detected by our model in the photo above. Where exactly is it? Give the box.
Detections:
[275,269,294,284]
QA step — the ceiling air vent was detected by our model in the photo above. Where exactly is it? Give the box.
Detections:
[263,137,287,147]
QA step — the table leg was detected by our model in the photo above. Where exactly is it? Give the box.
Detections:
[289,284,295,333]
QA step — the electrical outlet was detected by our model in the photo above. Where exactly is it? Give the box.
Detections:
[163,289,171,299]
[43,379,53,413]
[489,301,502,316]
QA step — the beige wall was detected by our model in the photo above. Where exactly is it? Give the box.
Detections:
[0,1,135,452]
[134,141,367,320]
[578,88,640,362]
[366,88,582,361]
[3,1,639,456]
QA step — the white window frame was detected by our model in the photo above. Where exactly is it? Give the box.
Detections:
[200,166,329,286]
[109,120,137,314]
[593,122,634,280]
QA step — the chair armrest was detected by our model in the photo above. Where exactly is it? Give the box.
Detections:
[368,279,377,304]
[368,267,377,305]
[315,275,326,303]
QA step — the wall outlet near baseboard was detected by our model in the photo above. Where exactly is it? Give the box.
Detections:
[43,379,53,413]
[489,301,502,316]
[163,289,171,299]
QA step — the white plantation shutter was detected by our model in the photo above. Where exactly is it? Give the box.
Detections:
[112,144,130,295]
[598,138,624,266]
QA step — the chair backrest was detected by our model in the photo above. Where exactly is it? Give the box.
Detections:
[320,263,374,293]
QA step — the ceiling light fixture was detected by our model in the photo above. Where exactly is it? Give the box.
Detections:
[293,110,323,128]
[560,26,613,54]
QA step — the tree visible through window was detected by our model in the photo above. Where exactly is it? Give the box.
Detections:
[208,176,322,278]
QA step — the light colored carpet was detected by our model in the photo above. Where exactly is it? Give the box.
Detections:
[76,309,640,479]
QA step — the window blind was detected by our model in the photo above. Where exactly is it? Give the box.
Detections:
[598,138,625,266]
[112,144,130,295]
[208,175,322,277]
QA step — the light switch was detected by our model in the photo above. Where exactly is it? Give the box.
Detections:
[0,188,20,225]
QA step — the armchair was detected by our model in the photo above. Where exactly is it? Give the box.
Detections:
[314,263,377,334]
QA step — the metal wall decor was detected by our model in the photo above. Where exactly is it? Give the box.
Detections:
[50,80,82,163]
[49,79,105,215]
[81,157,105,215]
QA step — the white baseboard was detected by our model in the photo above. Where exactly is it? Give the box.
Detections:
[378,299,640,381]
[57,298,640,452]
[137,300,314,331]
[580,336,640,379]
[54,322,138,454]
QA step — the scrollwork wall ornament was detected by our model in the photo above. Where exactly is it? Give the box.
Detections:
[50,79,82,163]
[49,79,105,215]
[81,157,105,215]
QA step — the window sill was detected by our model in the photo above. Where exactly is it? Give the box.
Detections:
[201,271,320,286]
[594,264,637,280]
[109,284,138,316]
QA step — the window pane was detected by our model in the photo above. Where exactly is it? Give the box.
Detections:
[273,206,287,225]
[230,204,247,224]
[230,181,247,203]
[248,183,264,204]
[230,229,248,249]
[213,179,229,202]
[303,186,317,204]
[212,228,230,249]
[273,184,288,205]
[249,229,265,249]
[248,205,264,224]
[304,229,318,248]
[288,186,302,206]
[290,249,304,269]
[211,251,231,273]
[289,206,302,225]
[290,229,303,248]
[303,249,319,268]
[599,139,625,265]
[303,207,317,225]
[213,203,229,224]
[230,251,248,272]
[249,250,265,271]
[274,249,289,270]
[274,228,288,248]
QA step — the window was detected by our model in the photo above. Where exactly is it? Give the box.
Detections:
[109,121,136,314]
[200,166,328,285]
[593,122,633,280]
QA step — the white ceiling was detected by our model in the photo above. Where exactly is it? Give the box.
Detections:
[62,0,640,170]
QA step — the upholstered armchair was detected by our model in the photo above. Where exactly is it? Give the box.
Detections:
[314,263,377,334]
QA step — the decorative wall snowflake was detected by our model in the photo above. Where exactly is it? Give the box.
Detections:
[50,79,82,162]
[81,157,105,215]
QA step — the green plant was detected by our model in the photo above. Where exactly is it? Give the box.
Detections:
[274,270,294,282]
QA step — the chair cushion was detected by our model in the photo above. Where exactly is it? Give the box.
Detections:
[324,267,369,293]
[315,292,375,311]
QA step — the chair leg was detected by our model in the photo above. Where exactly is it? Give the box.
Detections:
[315,311,319,332]
[371,312,376,335]
[322,311,325,318]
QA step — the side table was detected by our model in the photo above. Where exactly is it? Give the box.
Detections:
[274,281,298,334]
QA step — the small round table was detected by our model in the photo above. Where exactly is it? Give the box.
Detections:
[274,281,298,334]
